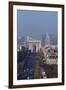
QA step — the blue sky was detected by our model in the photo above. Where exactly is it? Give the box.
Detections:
[17,10,58,40]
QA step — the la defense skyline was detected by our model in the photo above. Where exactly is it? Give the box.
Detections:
[17,33,57,46]
[17,10,58,41]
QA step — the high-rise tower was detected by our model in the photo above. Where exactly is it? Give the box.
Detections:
[45,33,50,46]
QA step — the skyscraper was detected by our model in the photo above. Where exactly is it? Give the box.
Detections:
[45,33,50,46]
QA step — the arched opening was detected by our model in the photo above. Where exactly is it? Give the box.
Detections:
[33,45,36,52]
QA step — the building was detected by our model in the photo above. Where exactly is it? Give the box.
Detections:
[17,42,27,52]
[26,36,41,52]
[44,45,58,64]
[45,33,50,46]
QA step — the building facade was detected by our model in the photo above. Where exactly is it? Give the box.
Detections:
[26,36,41,52]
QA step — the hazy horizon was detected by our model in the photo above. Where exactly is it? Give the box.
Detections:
[17,10,58,40]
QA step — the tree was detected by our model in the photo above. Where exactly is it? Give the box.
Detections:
[38,48,46,64]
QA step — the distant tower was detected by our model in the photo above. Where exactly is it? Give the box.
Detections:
[27,36,30,41]
[42,34,45,46]
[45,33,50,46]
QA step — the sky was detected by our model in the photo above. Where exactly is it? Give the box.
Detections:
[17,10,58,40]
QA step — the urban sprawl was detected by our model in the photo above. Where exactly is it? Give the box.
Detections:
[17,33,58,80]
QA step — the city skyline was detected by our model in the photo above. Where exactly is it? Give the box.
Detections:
[17,33,57,45]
